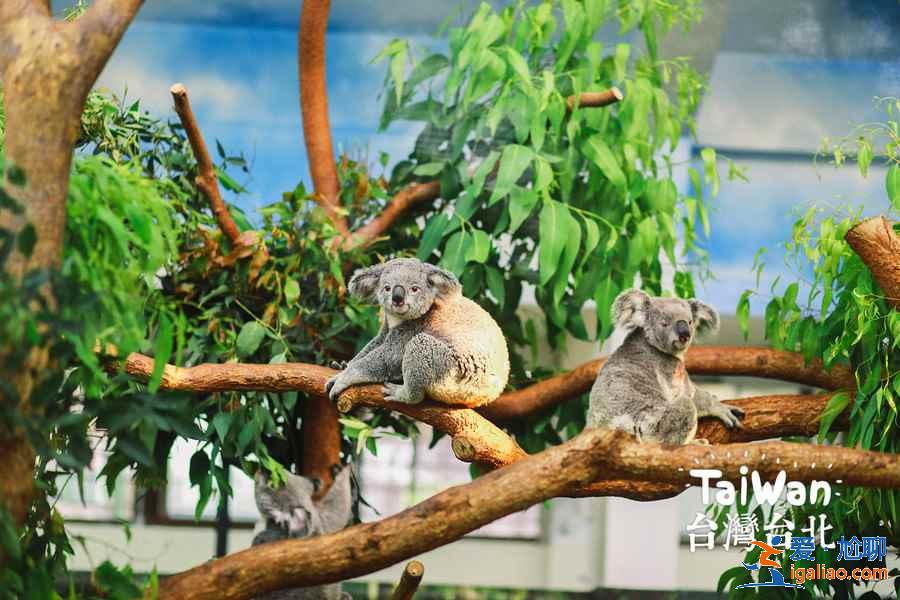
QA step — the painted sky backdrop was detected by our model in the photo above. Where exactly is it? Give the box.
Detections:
[61,0,900,316]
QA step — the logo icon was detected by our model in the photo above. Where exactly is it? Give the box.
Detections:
[735,536,804,589]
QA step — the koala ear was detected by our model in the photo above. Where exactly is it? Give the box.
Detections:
[612,289,651,330]
[347,264,384,301]
[426,264,461,298]
[690,299,720,335]
[254,471,277,515]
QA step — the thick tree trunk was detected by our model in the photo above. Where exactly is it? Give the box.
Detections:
[0,0,143,535]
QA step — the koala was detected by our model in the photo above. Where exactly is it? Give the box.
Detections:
[586,289,744,445]
[252,465,353,600]
[325,257,510,408]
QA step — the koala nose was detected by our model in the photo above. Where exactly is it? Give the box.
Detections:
[391,285,405,305]
[675,320,691,342]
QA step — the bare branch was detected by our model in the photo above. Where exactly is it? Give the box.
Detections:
[482,346,854,421]
[391,561,424,600]
[156,429,900,600]
[299,0,348,236]
[566,87,623,110]
[344,180,442,250]
[846,216,900,310]
[170,84,243,246]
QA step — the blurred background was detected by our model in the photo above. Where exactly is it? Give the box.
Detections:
[49,0,899,595]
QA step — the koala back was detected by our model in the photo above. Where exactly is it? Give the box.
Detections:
[417,293,510,407]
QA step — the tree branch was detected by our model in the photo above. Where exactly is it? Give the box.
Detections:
[156,428,900,600]
[116,351,849,475]
[481,346,854,421]
[343,180,442,250]
[170,84,243,246]
[566,87,623,110]
[391,561,424,600]
[846,216,900,310]
[299,0,348,236]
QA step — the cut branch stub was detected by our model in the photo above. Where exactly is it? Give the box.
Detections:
[845,216,900,310]
[391,560,424,600]
[566,86,623,110]
[170,83,243,246]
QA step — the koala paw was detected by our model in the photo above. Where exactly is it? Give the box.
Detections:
[330,360,348,370]
[382,383,422,404]
[690,438,711,445]
[715,403,744,429]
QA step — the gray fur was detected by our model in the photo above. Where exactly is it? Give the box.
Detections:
[252,467,353,600]
[587,289,743,445]
[326,258,509,408]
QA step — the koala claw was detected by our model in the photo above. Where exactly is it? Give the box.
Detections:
[717,404,744,429]
[383,383,420,404]
[327,376,349,402]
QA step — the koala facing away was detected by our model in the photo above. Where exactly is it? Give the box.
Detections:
[326,258,510,408]
[587,289,744,445]
[252,466,353,600]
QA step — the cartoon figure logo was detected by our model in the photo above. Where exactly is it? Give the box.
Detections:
[735,536,804,589]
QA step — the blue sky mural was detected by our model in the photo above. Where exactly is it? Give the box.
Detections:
[76,0,899,317]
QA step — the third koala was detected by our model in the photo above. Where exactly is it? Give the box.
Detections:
[586,289,744,445]
[253,466,353,600]
[326,257,509,407]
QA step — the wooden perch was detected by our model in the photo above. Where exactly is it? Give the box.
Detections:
[481,346,854,421]
[156,428,900,600]
[116,350,851,477]
[170,83,243,246]
[299,0,348,236]
[392,560,424,600]
[846,216,900,310]
[566,87,624,110]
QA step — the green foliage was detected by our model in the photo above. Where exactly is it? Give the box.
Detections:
[722,100,900,599]
[373,0,725,448]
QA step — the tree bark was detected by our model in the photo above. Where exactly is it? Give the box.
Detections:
[391,560,424,600]
[0,0,143,534]
[845,216,900,310]
[299,0,347,235]
[155,428,900,600]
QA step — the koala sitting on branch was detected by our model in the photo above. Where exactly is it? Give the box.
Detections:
[587,289,744,445]
[252,465,353,600]
[326,257,510,408]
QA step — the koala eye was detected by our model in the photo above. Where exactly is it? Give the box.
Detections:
[662,320,671,327]
[410,286,420,293]
[383,285,391,292]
